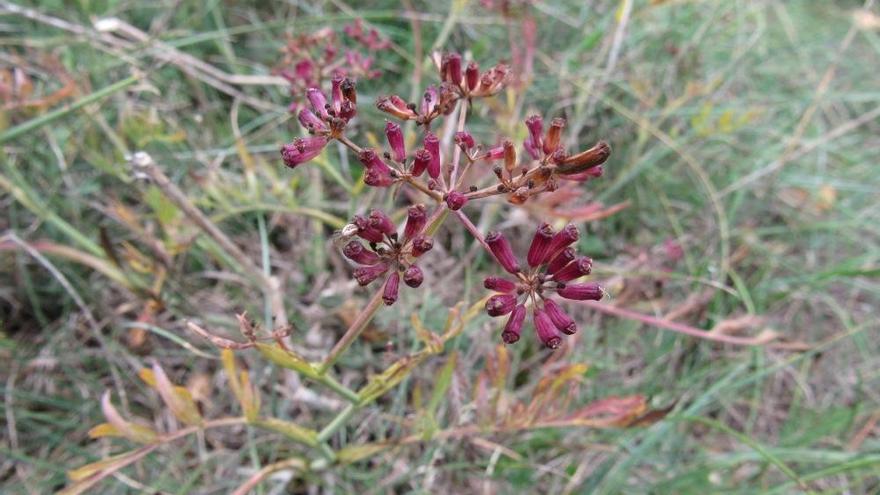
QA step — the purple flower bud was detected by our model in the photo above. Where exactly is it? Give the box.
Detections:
[330,73,344,114]
[421,85,438,115]
[424,132,441,179]
[298,109,328,133]
[486,293,517,317]
[502,304,526,344]
[353,262,389,286]
[445,191,468,210]
[343,241,381,265]
[403,204,427,240]
[281,136,329,168]
[306,88,329,119]
[410,235,434,257]
[544,117,565,155]
[480,145,505,161]
[358,148,393,175]
[534,308,562,349]
[454,131,475,150]
[527,223,554,267]
[383,271,400,305]
[353,215,385,243]
[364,168,395,187]
[525,115,543,151]
[552,256,592,283]
[557,282,604,301]
[466,61,479,91]
[377,95,418,120]
[486,231,521,274]
[484,276,517,293]
[403,264,424,288]
[543,298,577,335]
[544,224,580,263]
[523,136,542,160]
[446,53,463,85]
[547,247,576,274]
[412,149,431,177]
[385,121,406,162]
[368,209,396,235]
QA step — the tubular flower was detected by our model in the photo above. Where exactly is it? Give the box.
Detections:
[482,223,604,349]
[341,208,433,305]
[280,78,358,169]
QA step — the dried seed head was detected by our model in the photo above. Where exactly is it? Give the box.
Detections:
[340,77,357,104]
[556,141,611,175]
[502,304,526,344]
[533,308,562,349]
[527,223,555,267]
[383,271,400,305]
[502,139,517,175]
[403,264,424,288]
[486,231,521,274]
[486,293,518,317]
[484,276,517,293]
[544,117,566,155]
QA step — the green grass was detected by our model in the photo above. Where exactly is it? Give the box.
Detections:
[2,0,879,493]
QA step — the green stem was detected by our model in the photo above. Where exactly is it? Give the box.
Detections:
[317,403,357,443]
[316,374,361,404]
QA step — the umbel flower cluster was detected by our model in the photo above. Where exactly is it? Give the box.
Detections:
[281,52,610,349]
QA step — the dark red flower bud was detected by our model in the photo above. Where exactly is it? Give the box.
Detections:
[298,109,328,133]
[377,95,418,120]
[547,247,576,274]
[503,139,517,174]
[421,85,438,115]
[484,276,517,293]
[306,88,330,120]
[447,53,462,85]
[385,121,406,162]
[364,168,394,187]
[330,73,344,114]
[403,204,427,240]
[353,215,385,243]
[454,131,475,150]
[557,282,604,301]
[403,264,424,288]
[466,61,479,91]
[552,256,592,283]
[543,298,576,335]
[410,235,434,257]
[501,304,526,344]
[343,241,381,265]
[353,262,389,286]
[486,293,517,317]
[480,145,505,161]
[523,136,541,160]
[445,191,468,210]
[525,115,543,151]
[411,149,431,177]
[281,136,329,168]
[527,223,554,267]
[534,308,562,349]
[544,224,579,263]
[423,132,441,179]
[486,231,520,274]
[556,141,611,175]
[368,209,395,235]
[358,148,392,175]
[544,117,565,155]
[383,271,400,305]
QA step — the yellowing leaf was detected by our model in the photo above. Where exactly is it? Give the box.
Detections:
[87,423,121,439]
[100,391,158,444]
[336,442,390,464]
[222,349,260,421]
[253,418,318,447]
[255,342,319,378]
[151,362,202,426]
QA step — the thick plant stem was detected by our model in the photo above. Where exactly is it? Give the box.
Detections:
[317,289,385,375]
[317,403,358,443]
